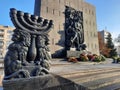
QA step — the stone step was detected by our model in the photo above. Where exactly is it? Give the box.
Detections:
[58,68,120,90]
[70,70,120,84]
[97,82,120,90]
[60,68,120,78]
[81,75,120,90]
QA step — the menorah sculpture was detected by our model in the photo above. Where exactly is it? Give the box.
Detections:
[4,8,53,80]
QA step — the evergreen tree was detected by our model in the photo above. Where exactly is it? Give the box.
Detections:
[106,33,117,57]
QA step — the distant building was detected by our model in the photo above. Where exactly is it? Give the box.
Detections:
[0,25,14,59]
[115,45,120,56]
[115,43,120,56]
[99,30,110,44]
[34,0,99,57]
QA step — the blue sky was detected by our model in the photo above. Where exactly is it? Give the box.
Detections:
[0,0,34,26]
[86,0,120,39]
[0,0,120,39]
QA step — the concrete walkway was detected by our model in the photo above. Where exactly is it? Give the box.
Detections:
[50,58,120,90]
[2,58,120,90]
[50,58,115,74]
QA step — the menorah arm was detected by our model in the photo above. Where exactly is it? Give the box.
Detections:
[11,13,53,34]
[25,16,50,30]
[10,8,53,34]
[17,12,46,31]
[11,14,29,31]
[24,13,42,26]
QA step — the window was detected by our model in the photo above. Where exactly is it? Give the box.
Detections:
[0,41,3,46]
[7,34,12,39]
[53,9,55,14]
[93,22,95,26]
[94,32,97,37]
[7,41,12,46]
[95,44,97,49]
[59,0,60,3]
[0,29,4,33]
[59,24,60,30]
[7,30,12,33]
[64,0,66,5]
[87,43,89,48]
[59,11,61,16]
[89,21,91,26]
[89,9,91,14]
[69,2,71,6]
[91,43,93,49]
[52,24,54,29]
[85,8,87,13]
[46,7,48,13]
[86,20,88,25]
[92,11,94,16]
[86,31,89,36]
[52,38,54,45]
[90,32,92,37]
[0,41,3,43]
[0,35,3,38]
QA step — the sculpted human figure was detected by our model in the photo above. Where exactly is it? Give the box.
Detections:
[65,6,85,51]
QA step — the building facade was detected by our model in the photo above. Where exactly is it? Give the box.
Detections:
[0,25,14,59]
[115,45,120,56]
[34,0,99,57]
[99,30,110,44]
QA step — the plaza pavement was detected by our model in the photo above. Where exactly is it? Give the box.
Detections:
[1,58,120,90]
[50,58,120,90]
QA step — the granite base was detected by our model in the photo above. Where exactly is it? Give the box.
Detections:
[3,74,88,90]
[67,50,84,58]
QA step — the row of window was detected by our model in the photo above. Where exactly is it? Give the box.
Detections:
[87,43,98,49]
[86,31,97,38]
[84,8,94,15]
[0,35,4,38]
[85,20,95,26]
[46,7,63,17]
[0,29,4,33]
[46,7,94,17]
[47,0,78,4]
[7,30,13,33]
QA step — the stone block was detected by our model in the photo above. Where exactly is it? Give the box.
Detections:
[2,74,88,90]
[67,50,83,58]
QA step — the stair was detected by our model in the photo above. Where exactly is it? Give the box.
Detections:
[58,68,120,90]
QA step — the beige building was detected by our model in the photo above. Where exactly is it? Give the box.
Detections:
[0,25,14,59]
[34,0,99,57]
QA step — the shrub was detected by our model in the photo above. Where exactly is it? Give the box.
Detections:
[79,54,89,61]
[100,54,106,61]
[87,54,94,61]
[68,57,78,63]
[90,54,106,62]
[92,55,101,62]
[112,56,118,60]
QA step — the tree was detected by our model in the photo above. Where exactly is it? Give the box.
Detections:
[106,33,117,57]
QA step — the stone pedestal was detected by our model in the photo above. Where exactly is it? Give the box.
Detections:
[2,74,88,90]
[67,50,84,58]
